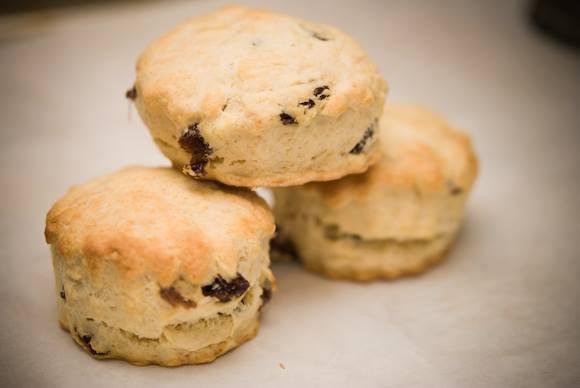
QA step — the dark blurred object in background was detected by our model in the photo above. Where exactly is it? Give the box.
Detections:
[0,0,146,15]
[531,0,580,50]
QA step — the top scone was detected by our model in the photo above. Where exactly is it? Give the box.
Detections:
[130,5,387,187]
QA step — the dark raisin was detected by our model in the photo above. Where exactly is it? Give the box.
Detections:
[349,126,375,154]
[59,287,66,301]
[80,334,108,356]
[125,85,137,100]
[300,25,331,41]
[317,94,329,100]
[312,32,329,41]
[202,274,250,303]
[178,123,211,155]
[313,86,329,97]
[298,99,315,109]
[178,123,213,176]
[159,287,196,308]
[280,112,297,125]
[447,181,464,196]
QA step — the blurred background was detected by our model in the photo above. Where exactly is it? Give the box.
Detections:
[2,0,580,49]
[1,1,579,387]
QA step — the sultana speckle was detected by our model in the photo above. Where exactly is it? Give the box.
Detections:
[298,99,315,109]
[280,112,298,125]
[313,85,330,100]
[313,86,329,97]
[312,32,329,41]
[349,125,375,154]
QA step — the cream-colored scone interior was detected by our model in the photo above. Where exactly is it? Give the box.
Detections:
[52,247,273,366]
[133,5,386,187]
[272,104,478,279]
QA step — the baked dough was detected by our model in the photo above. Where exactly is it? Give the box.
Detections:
[45,166,275,365]
[273,104,478,280]
[130,5,387,187]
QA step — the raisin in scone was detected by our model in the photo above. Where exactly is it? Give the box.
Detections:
[273,104,478,281]
[45,166,275,366]
[129,5,387,187]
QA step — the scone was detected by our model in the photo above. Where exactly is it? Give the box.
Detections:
[273,104,478,281]
[45,166,275,366]
[128,5,387,187]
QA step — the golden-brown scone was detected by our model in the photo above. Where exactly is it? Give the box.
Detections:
[45,166,275,366]
[129,5,387,187]
[273,104,478,281]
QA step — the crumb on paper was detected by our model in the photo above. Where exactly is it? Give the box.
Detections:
[279,362,286,370]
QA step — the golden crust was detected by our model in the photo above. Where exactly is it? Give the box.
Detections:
[45,166,274,286]
[304,104,479,207]
[135,5,383,135]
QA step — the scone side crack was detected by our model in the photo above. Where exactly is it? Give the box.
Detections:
[202,273,250,303]
[66,310,248,358]
[349,119,378,154]
[317,217,442,246]
[178,123,214,176]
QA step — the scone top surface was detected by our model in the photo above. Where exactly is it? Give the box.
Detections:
[45,166,274,287]
[275,104,478,240]
[133,5,387,187]
[312,104,479,204]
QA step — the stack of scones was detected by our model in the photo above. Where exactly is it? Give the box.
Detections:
[45,6,478,366]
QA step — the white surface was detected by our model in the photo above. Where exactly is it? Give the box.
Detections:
[1,0,580,387]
